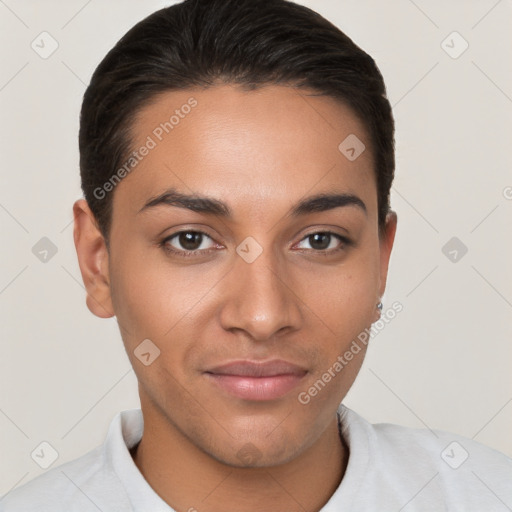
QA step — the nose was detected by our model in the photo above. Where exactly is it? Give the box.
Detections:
[219,245,303,342]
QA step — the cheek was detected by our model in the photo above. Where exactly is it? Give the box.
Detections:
[109,247,184,342]
[305,254,380,337]
[109,254,207,397]
[295,264,377,410]
[295,256,379,402]
[108,246,223,361]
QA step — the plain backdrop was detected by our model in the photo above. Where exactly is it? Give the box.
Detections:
[1,0,511,495]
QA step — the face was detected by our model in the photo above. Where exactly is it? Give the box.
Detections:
[74,84,396,467]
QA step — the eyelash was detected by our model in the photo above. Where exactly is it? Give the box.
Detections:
[158,230,352,258]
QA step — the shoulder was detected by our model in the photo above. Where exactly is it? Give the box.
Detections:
[372,415,512,472]
[0,446,124,512]
[338,406,512,508]
[340,404,512,471]
[0,410,141,512]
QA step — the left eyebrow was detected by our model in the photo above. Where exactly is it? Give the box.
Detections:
[290,192,367,217]
[137,187,367,218]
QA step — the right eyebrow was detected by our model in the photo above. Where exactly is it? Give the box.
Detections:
[138,188,231,217]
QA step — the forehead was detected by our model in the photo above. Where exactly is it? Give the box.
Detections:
[115,84,376,217]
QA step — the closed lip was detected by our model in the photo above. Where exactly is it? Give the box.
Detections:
[205,359,307,378]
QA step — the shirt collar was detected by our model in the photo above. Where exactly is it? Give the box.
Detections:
[104,405,370,511]
[104,409,175,511]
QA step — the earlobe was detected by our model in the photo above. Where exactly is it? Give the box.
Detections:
[72,199,115,319]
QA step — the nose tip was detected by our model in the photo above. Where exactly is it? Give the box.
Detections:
[219,255,303,342]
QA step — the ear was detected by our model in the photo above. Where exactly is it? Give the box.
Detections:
[72,199,114,318]
[375,210,398,318]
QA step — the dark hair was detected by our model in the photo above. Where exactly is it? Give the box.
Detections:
[79,0,395,242]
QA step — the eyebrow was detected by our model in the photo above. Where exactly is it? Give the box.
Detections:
[138,188,367,218]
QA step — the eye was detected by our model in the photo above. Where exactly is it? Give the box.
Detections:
[295,232,351,253]
[160,230,218,257]
[159,229,352,258]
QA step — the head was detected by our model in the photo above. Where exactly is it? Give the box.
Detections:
[74,0,397,467]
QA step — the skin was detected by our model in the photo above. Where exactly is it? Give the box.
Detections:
[73,84,397,512]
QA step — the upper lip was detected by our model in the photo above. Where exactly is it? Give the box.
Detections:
[205,359,307,378]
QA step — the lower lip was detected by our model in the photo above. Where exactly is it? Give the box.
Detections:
[205,373,306,401]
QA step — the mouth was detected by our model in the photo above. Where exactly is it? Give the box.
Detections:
[204,360,307,401]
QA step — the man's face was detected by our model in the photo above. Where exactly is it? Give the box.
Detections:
[85,84,396,467]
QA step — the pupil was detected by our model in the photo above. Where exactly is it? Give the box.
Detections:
[310,233,330,250]
[180,232,201,250]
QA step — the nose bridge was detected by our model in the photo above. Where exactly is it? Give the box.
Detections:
[220,239,302,340]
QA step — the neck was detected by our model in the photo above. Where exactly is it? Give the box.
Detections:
[131,407,348,512]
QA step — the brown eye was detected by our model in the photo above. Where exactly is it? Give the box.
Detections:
[296,232,349,252]
[162,231,216,255]
[177,232,203,250]
[308,233,331,250]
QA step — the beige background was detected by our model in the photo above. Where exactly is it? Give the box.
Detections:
[1,0,511,495]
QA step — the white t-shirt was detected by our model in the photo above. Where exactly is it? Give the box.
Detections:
[1,405,511,511]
